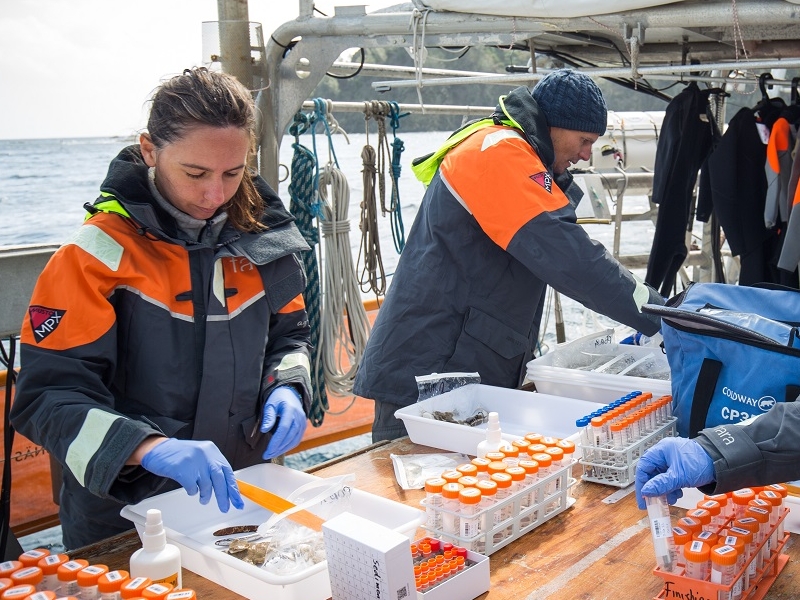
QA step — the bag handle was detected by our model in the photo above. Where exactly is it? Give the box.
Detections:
[689,358,722,438]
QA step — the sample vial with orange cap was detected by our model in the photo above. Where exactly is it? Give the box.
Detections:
[686,508,712,533]
[36,554,68,592]
[455,463,478,479]
[683,540,710,580]
[710,544,739,599]
[0,563,22,580]
[470,457,491,480]
[510,438,530,459]
[0,584,37,599]
[458,487,482,542]
[696,499,724,529]
[17,550,49,569]
[705,493,733,521]
[475,479,499,532]
[139,582,173,600]
[517,459,539,508]
[98,569,130,600]
[745,506,771,566]
[424,477,445,529]
[440,482,463,535]
[733,518,761,582]
[440,471,462,485]
[77,564,109,600]
[530,452,554,496]
[164,590,197,600]
[671,527,692,565]
[731,489,756,520]
[55,560,89,597]
[490,472,513,541]
[9,565,43,592]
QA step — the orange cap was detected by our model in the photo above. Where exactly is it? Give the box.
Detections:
[501,446,520,459]
[98,569,130,593]
[518,459,539,475]
[0,584,36,599]
[733,517,760,534]
[455,464,478,477]
[457,476,479,488]
[545,447,564,462]
[484,452,506,463]
[683,540,710,562]
[704,493,729,507]
[671,526,692,546]
[120,576,153,599]
[731,488,756,505]
[441,482,463,500]
[441,471,462,484]
[476,480,497,496]
[524,433,543,444]
[77,564,109,587]
[165,590,197,600]
[141,582,174,599]
[56,560,89,583]
[526,443,548,455]
[487,461,509,476]
[37,554,69,576]
[470,458,491,473]
[726,526,753,544]
[745,506,770,524]
[511,439,531,453]
[748,498,773,513]
[0,563,21,579]
[765,483,787,497]
[17,549,49,568]
[719,535,745,556]
[710,544,738,566]
[490,472,512,489]
[424,478,446,494]
[686,508,711,526]
[9,567,41,587]
[758,490,783,507]
[676,516,701,536]
[458,487,481,505]
[696,500,721,516]
[693,530,718,547]
[0,580,11,594]
[531,453,552,468]
[556,439,576,454]
[505,466,526,482]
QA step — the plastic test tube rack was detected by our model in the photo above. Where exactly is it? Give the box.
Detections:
[651,507,791,600]
[578,392,677,488]
[420,460,576,556]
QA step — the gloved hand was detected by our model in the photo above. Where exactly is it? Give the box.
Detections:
[141,438,244,512]
[634,437,715,509]
[261,386,307,459]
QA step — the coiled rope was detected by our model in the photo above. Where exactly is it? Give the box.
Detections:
[358,104,387,297]
[318,162,371,401]
[288,111,328,426]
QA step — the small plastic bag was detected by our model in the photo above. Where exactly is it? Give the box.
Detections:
[415,372,481,402]
[390,452,473,490]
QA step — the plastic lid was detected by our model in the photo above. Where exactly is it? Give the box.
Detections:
[441,482,463,500]
[710,544,738,566]
[748,498,773,513]
[490,473,512,488]
[0,580,10,593]
[726,526,753,544]
[37,554,69,575]
[758,490,782,506]
[720,536,745,554]
[424,478,446,493]
[457,476,479,488]
[540,436,559,447]
[704,493,729,506]
[470,458,491,471]
[511,439,531,452]
[0,584,36,598]
[141,582,174,599]
[524,433,543,444]
[455,464,478,477]
[731,488,756,505]
[77,564,109,586]
[733,517,760,534]
[9,567,41,585]
[505,466,526,481]
[57,560,89,582]
[683,540,710,562]
[0,563,22,578]
[694,531,718,546]
[671,526,692,545]
[745,506,770,523]
[120,576,153,598]
[487,461,509,476]
[501,446,519,459]
[165,591,197,600]
[686,508,711,525]
[97,570,130,593]
[556,439,576,454]
[676,516,701,535]
[545,447,564,461]
[765,483,787,497]
[483,452,506,463]
[696,500,721,516]
[518,459,539,475]
[441,471,462,484]
[17,549,49,568]
[527,444,548,455]
[476,480,497,496]
[459,487,481,505]
[531,453,552,468]
[590,416,606,427]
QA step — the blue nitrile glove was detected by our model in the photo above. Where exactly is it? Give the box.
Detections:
[141,438,244,512]
[634,437,715,509]
[260,386,307,459]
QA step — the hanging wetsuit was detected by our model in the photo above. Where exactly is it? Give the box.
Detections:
[645,82,718,296]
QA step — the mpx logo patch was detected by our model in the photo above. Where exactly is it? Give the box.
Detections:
[530,171,552,193]
[28,305,66,343]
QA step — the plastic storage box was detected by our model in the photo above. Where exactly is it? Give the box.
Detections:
[394,383,606,457]
[121,463,425,600]
[526,342,671,404]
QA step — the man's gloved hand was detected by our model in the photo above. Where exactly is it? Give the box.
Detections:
[634,437,715,509]
[261,386,307,459]
[141,438,244,512]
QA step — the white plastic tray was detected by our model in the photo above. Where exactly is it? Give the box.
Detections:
[394,384,606,456]
[526,343,671,404]
[120,463,425,600]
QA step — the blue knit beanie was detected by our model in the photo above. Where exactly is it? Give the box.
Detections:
[531,69,607,135]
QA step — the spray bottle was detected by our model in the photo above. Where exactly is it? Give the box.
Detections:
[130,509,182,589]
[476,412,512,458]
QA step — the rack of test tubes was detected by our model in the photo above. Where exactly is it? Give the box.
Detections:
[420,432,577,556]
[577,391,677,487]
[410,537,490,598]
[647,484,791,600]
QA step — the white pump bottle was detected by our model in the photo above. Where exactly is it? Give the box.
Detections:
[130,508,182,589]
[476,411,512,458]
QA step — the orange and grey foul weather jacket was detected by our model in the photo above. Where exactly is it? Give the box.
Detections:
[354,86,664,409]
[10,146,312,548]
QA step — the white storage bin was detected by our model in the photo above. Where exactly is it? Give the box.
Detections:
[526,342,671,404]
[120,463,425,600]
[394,384,606,456]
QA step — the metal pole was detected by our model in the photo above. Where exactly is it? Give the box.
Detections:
[216,0,253,89]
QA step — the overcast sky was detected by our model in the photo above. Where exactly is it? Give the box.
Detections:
[0,1,398,140]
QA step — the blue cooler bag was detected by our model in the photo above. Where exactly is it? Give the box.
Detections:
[643,282,800,438]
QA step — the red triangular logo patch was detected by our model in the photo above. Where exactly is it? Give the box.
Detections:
[530,171,552,193]
[28,305,66,343]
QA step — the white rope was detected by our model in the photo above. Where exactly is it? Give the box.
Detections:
[317,163,372,401]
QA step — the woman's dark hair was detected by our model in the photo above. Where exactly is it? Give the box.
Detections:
[147,67,265,232]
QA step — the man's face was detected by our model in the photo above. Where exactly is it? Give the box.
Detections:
[549,127,599,175]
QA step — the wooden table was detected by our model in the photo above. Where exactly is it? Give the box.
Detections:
[77,438,799,599]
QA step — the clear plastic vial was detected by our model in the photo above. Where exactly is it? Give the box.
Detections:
[458,487,482,543]
[645,495,677,572]
[56,560,89,597]
[710,544,740,600]
[440,483,463,536]
[37,554,69,592]
[423,477,445,530]
[98,569,129,600]
[684,540,711,580]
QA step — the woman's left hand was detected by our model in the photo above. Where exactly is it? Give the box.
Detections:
[260,386,308,459]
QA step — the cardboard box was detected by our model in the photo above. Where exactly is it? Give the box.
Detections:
[121,463,425,600]
[394,384,604,456]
